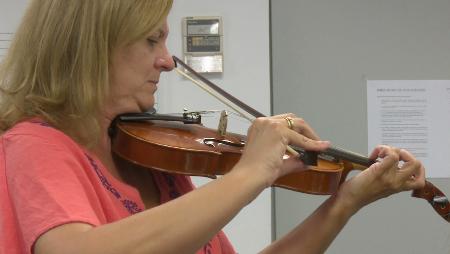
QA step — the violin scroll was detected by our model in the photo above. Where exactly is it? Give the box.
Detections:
[412,181,450,222]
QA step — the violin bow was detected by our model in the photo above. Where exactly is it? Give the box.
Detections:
[172,56,450,223]
[172,57,264,121]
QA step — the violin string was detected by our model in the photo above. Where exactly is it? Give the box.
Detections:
[226,111,252,124]
[187,110,250,123]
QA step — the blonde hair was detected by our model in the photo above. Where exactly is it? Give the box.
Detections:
[0,0,173,147]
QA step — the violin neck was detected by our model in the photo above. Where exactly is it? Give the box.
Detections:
[293,146,375,168]
[323,146,375,167]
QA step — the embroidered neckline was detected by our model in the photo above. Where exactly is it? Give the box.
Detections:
[85,153,143,214]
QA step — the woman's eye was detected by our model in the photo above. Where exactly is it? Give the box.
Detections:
[147,38,158,47]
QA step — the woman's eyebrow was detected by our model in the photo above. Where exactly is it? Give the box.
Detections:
[156,29,167,38]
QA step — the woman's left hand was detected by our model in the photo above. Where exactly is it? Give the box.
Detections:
[336,145,426,213]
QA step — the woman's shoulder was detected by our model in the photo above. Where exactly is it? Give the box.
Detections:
[1,118,95,185]
[4,118,74,141]
[1,118,83,155]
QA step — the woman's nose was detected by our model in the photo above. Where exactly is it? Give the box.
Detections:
[156,49,175,72]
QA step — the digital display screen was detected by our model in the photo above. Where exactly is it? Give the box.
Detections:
[186,19,220,35]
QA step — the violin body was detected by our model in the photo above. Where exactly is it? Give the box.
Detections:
[112,120,244,178]
[111,119,350,195]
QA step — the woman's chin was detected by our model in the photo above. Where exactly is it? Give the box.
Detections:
[139,102,156,113]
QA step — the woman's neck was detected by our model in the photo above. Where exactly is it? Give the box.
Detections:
[91,115,124,181]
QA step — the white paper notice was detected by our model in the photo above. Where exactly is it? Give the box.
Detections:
[0,1,28,60]
[367,80,450,178]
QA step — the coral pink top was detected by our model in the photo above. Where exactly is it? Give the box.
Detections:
[0,119,235,254]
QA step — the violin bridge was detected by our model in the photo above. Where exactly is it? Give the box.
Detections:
[217,110,228,136]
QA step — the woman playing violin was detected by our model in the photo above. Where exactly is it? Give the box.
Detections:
[0,1,425,253]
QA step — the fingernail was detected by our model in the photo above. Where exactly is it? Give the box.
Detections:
[321,140,331,145]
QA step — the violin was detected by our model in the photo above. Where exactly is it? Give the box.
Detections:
[110,112,357,194]
[109,56,449,222]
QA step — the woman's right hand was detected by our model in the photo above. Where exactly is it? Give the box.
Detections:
[235,113,330,188]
